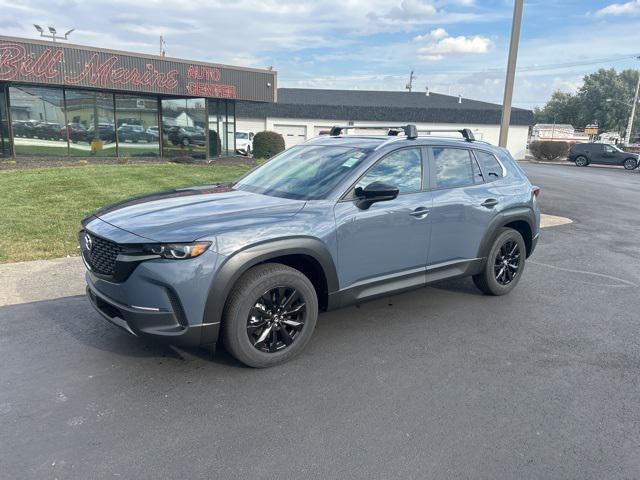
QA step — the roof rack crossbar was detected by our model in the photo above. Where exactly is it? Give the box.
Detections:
[416,128,475,142]
[329,124,418,139]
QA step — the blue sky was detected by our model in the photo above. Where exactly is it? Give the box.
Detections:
[1,0,640,108]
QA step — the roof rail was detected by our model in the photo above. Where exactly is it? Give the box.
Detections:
[329,124,418,139]
[416,128,475,142]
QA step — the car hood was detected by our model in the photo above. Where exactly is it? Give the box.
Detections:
[92,184,306,243]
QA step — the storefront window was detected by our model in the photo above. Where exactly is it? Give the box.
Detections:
[207,99,236,157]
[161,98,206,159]
[115,95,160,157]
[0,86,10,157]
[65,90,116,157]
[226,101,236,156]
[9,86,68,156]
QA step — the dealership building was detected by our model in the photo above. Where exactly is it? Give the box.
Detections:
[0,35,533,161]
[0,35,276,160]
[237,88,533,159]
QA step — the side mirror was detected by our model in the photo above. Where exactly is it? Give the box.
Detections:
[354,181,400,210]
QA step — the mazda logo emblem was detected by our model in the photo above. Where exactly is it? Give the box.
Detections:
[84,233,93,251]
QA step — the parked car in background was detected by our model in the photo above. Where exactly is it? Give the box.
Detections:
[117,125,151,143]
[168,126,206,146]
[146,126,160,141]
[33,122,64,141]
[11,120,38,138]
[235,130,255,155]
[568,142,639,170]
[87,124,116,144]
[64,123,89,143]
[80,125,540,368]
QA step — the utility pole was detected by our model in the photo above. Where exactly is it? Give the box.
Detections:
[498,0,524,148]
[624,59,640,145]
[159,35,167,57]
[405,70,415,92]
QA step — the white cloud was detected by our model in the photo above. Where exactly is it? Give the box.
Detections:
[595,0,640,16]
[414,29,492,61]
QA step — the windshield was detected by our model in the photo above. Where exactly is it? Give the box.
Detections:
[235,145,370,200]
[236,132,249,139]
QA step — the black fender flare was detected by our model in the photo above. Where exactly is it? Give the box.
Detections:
[201,237,339,345]
[477,207,536,260]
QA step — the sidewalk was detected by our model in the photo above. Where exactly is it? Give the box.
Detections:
[0,256,85,306]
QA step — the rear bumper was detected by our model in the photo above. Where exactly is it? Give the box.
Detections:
[86,283,219,348]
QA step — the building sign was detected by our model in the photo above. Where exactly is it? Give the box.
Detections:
[0,36,275,102]
[584,124,599,136]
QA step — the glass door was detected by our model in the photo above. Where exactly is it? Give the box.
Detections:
[0,86,12,157]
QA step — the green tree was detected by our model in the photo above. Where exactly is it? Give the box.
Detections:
[534,68,639,138]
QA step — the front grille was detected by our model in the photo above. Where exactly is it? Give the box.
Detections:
[86,233,122,276]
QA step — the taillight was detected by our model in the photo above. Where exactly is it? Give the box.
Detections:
[532,186,541,197]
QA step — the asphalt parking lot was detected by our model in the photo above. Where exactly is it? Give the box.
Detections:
[2,162,640,479]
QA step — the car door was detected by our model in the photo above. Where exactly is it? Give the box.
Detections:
[590,144,608,164]
[602,144,622,165]
[334,147,433,290]
[427,147,502,268]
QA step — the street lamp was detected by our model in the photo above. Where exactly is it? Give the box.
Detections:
[33,24,75,42]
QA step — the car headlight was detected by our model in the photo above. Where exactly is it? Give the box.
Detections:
[143,241,211,260]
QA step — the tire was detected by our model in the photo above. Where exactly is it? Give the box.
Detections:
[222,263,319,368]
[181,137,190,147]
[575,156,588,167]
[623,158,638,170]
[246,146,251,156]
[473,228,526,296]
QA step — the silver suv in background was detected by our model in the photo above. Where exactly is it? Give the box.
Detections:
[80,125,540,368]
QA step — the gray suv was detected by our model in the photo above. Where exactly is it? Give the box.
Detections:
[80,126,540,367]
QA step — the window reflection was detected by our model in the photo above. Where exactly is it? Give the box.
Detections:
[9,86,68,156]
[433,148,475,189]
[162,98,206,159]
[65,90,116,157]
[115,95,159,157]
[357,148,422,193]
[0,87,10,157]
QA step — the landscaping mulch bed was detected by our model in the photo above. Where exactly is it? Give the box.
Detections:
[0,154,256,170]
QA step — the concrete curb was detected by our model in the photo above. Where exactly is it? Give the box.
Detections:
[0,256,85,306]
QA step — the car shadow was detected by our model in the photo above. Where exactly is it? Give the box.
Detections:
[1,295,247,368]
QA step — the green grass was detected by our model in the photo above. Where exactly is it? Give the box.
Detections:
[0,163,251,263]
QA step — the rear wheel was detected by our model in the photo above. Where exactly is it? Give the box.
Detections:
[222,263,318,368]
[575,156,588,167]
[623,158,638,170]
[473,228,526,296]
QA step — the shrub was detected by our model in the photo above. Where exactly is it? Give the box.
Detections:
[529,140,569,161]
[252,131,285,159]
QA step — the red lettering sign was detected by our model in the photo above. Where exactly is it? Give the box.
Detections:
[65,54,180,90]
[186,82,237,98]
[0,43,62,81]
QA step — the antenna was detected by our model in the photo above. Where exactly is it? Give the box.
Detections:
[405,70,416,92]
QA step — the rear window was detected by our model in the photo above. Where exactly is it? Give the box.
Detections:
[474,151,504,179]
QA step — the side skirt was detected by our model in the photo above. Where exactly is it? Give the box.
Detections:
[327,258,484,310]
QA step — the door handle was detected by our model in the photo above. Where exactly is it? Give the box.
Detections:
[481,198,499,208]
[410,207,430,219]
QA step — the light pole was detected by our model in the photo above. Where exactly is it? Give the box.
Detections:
[625,63,640,145]
[499,0,524,148]
[33,25,75,42]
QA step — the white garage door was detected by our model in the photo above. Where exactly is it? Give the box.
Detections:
[274,124,307,148]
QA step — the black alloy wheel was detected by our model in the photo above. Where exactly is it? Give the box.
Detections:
[575,156,588,167]
[623,158,638,170]
[247,286,306,353]
[494,239,521,286]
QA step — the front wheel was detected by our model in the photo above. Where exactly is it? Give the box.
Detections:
[623,158,638,170]
[222,263,318,368]
[575,156,588,167]
[473,228,526,296]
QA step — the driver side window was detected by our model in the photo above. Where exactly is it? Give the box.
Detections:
[356,148,422,194]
